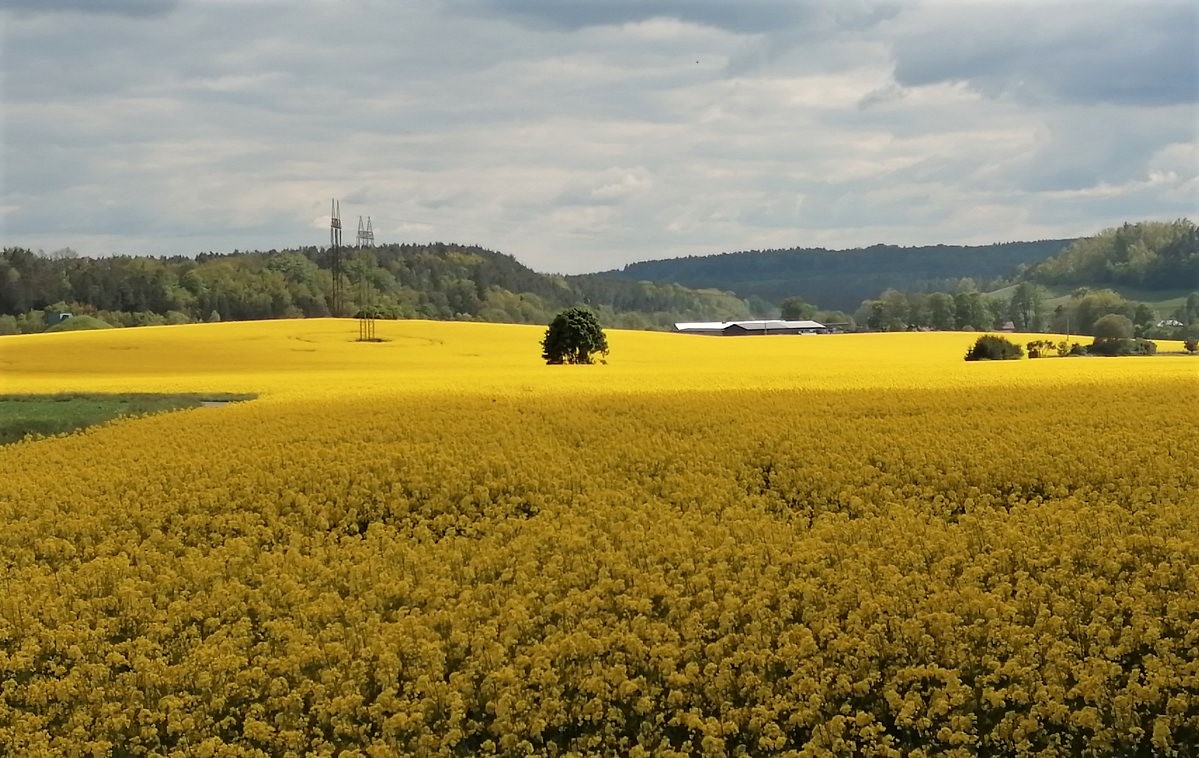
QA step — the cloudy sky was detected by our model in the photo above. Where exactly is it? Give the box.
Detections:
[1,0,1195,273]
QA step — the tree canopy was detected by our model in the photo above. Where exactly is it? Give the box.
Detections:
[0,244,754,334]
[607,240,1072,311]
[541,307,608,365]
[1028,219,1197,289]
[1092,314,1134,341]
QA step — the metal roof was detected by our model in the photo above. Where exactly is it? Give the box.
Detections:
[674,319,825,331]
[674,322,727,331]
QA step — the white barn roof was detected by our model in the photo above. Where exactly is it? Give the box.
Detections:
[674,319,825,332]
[674,322,727,331]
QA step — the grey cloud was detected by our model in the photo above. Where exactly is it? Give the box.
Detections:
[0,0,179,16]
[2,0,1194,268]
[1015,116,1191,193]
[459,0,899,34]
[460,0,814,33]
[890,2,1198,107]
[856,83,905,110]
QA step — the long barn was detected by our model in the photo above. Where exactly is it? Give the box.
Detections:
[674,319,826,336]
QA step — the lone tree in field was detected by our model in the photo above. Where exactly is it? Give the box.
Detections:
[542,307,609,365]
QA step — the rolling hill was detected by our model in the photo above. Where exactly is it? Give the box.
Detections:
[603,240,1074,311]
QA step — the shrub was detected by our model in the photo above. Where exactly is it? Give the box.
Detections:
[1028,339,1084,358]
[1025,339,1063,358]
[1183,325,1199,354]
[965,334,1024,361]
[1086,337,1157,356]
[44,315,113,332]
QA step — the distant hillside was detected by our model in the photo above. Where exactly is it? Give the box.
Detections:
[1026,219,1197,290]
[605,240,1074,311]
[0,243,752,334]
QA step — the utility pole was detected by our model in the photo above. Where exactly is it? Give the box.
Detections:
[330,199,343,317]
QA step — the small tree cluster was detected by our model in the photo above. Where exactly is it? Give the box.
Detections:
[1026,339,1081,358]
[1087,337,1158,356]
[541,307,609,365]
[965,334,1024,361]
[1088,314,1157,356]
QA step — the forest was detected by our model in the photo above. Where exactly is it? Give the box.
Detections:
[608,220,1198,316]
[850,285,1199,339]
[615,219,1199,337]
[0,243,751,334]
[848,220,1199,337]
[3,219,1194,339]
[606,239,1074,311]
[1028,218,1198,289]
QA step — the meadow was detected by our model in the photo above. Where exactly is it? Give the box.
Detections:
[1,320,1196,756]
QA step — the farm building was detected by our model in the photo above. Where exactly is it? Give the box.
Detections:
[674,319,826,336]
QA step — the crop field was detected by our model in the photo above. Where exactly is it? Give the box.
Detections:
[1,319,1197,756]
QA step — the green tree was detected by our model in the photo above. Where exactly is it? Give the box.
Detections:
[816,310,855,331]
[926,292,956,331]
[779,296,817,320]
[1007,282,1046,331]
[862,289,910,331]
[984,297,1007,330]
[1092,313,1133,341]
[541,307,609,365]
[1087,313,1147,356]
[953,291,988,331]
[1131,303,1157,336]
[1178,292,1199,325]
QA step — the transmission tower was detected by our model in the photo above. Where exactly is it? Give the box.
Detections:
[356,215,375,247]
[330,198,343,317]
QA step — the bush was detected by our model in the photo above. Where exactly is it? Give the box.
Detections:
[965,334,1024,361]
[541,307,609,365]
[44,315,113,332]
[1026,339,1081,358]
[1087,337,1157,356]
[1183,325,1199,354]
[1025,339,1062,358]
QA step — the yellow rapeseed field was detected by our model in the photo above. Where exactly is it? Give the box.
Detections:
[0,318,1192,396]
[1,319,1197,756]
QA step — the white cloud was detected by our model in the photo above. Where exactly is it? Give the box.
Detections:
[0,0,1195,271]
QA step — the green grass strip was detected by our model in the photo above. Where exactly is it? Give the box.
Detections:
[0,393,256,445]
